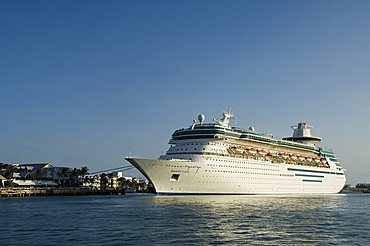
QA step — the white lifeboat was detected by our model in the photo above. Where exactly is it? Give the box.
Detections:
[281,153,289,158]
[290,154,298,160]
[248,147,257,154]
[257,149,268,155]
[306,156,313,162]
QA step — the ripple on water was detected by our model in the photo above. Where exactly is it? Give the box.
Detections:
[0,194,369,245]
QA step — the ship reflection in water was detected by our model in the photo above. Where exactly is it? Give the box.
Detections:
[0,194,369,245]
[142,194,368,245]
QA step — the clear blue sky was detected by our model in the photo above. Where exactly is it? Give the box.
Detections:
[1,0,370,184]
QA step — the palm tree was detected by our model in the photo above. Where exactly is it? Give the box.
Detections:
[58,167,71,187]
[5,165,19,188]
[100,173,108,191]
[137,180,147,191]
[78,166,89,187]
[107,173,115,189]
[122,178,138,191]
[79,166,89,176]
[0,163,8,177]
[117,177,126,190]
[83,176,91,188]
[0,163,6,172]
[71,168,80,187]
[89,176,98,189]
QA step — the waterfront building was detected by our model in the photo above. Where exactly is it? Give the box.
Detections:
[0,174,6,187]
[0,162,85,188]
[17,163,55,180]
[82,173,148,191]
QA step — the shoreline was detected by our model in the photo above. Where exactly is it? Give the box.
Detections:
[342,188,370,193]
[0,188,125,198]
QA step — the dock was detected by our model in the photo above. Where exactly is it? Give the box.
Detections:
[0,189,125,198]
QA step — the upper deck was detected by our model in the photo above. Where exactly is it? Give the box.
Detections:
[170,111,334,156]
[171,124,318,151]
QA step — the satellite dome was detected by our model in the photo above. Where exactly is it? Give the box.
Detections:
[249,126,255,131]
[198,114,205,124]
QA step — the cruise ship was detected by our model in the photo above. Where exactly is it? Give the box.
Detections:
[126,111,346,194]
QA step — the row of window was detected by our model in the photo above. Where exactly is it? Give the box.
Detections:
[171,148,205,151]
[166,164,277,173]
[207,158,278,168]
[174,142,210,146]
[207,163,277,172]
[204,171,281,176]
[209,148,227,152]
[197,179,325,187]
[198,181,275,186]
[197,179,324,187]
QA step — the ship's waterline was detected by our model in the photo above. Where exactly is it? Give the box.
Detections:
[126,111,345,194]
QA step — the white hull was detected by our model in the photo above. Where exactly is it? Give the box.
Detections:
[126,156,346,195]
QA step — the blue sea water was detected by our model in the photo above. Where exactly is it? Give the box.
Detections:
[0,193,369,245]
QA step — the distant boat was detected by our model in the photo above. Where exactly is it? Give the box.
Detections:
[126,111,346,195]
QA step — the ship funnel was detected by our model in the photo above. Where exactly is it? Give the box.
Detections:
[292,122,313,137]
[283,122,321,147]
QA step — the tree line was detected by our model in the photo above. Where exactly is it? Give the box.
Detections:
[355,183,370,189]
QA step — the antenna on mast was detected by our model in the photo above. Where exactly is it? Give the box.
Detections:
[128,147,132,158]
[216,108,235,128]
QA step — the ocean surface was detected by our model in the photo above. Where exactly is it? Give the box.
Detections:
[1,193,369,245]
